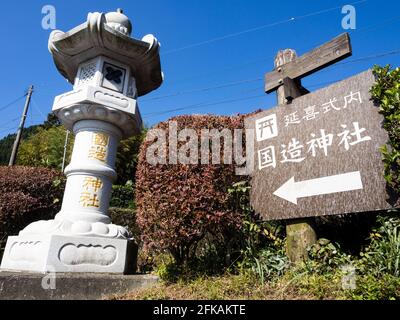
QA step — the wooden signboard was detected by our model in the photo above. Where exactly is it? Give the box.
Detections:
[245,70,397,221]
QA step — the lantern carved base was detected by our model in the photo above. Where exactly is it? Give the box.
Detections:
[0,234,137,274]
[18,219,131,240]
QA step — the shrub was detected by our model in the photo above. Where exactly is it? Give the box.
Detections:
[245,247,288,284]
[155,254,183,283]
[358,213,400,277]
[346,273,400,300]
[115,131,146,185]
[17,126,74,170]
[110,181,135,209]
[0,166,65,257]
[370,65,400,197]
[135,114,250,266]
[108,207,138,240]
[229,181,287,282]
[313,212,379,255]
[306,238,352,274]
[0,125,41,166]
[15,123,145,185]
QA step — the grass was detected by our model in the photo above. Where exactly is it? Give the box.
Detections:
[110,266,400,300]
[110,271,350,300]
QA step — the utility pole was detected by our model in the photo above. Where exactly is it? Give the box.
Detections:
[61,129,70,172]
[8,85,34,166]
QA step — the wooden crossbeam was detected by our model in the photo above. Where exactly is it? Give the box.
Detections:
[264,33,352,93]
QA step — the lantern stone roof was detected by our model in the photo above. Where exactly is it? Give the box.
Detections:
[48,10,163,97]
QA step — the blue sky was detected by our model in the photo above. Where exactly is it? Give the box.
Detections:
[0,0,400,138]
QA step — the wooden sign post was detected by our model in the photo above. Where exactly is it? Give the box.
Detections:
[246,32,397,263]
[262,33,352,263]
[272,49,316,263]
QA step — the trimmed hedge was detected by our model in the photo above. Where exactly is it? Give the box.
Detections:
[0,166,65,256]
[135,114,249,265]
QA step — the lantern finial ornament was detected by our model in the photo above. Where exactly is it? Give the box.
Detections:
[105,9,132,36]
[1,9,163,274]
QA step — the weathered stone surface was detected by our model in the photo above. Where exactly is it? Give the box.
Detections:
[286,219,317,263]
[0,272,158,300]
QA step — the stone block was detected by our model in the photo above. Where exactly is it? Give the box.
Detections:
[0,272,158,300]
[1,234,137,274]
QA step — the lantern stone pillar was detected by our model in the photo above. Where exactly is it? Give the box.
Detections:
[1,9,163,274]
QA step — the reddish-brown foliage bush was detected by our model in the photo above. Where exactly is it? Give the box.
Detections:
[135,114,249,265]
[0,166,65,254]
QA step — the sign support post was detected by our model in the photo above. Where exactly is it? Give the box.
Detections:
[248,33,395,265]
[260,33,352,263]
[273,49,316,263]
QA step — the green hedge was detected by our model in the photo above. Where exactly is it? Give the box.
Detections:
[110,182,135,209]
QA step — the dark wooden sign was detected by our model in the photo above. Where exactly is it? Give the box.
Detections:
[245,70,397,221]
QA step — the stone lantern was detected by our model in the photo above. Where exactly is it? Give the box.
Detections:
[1,9,163,274]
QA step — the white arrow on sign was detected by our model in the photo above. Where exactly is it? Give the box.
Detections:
[273,171,363,205]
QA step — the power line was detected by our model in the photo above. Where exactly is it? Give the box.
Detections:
[28,115,47,119]
[313,49,400,78]
[163,0,369,55]
[141,48,400,104]
[349,15,400,38]
[160,12,399,89]
[31,97,48,118]
[163,19,295,55]
[143,94,266,118]
[298,14,400,54]
[143,84,266,116]
[0,94,26,113]
[0,90,38,132]
[337,49,400,65]
[143,81,337,119]
[0,117,20,130]
[0,126,19,135]
[142,77,263,102]
[175,57,272,85]
[142,48,400,120]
